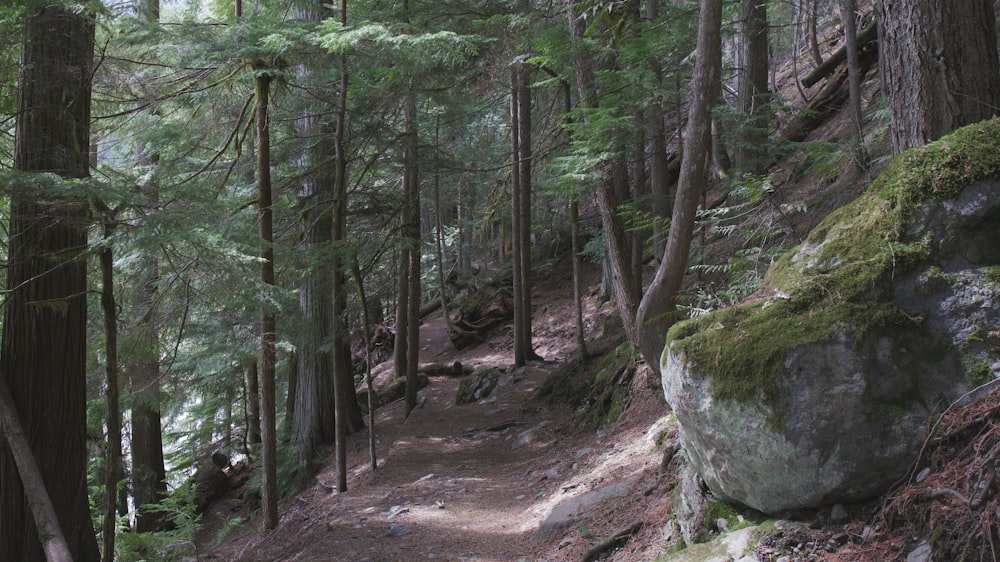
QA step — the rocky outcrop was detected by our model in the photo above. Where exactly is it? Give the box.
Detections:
[662,120,1000,514]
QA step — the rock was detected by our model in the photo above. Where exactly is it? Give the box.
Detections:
[660,121,1000,514]
[455,367,500,404]
[358,373,430,413]
[906,539,932,562]
[829,503,849,524]
[531,476,637,542]
[916,467,931,483]
[388,522,412,537]
[511,429,534,450]
[675,461,710,546]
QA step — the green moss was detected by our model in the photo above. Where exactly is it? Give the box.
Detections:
[704,500,758,534]
[767,118,1000,305]
[668,299,908,409]
[667,119,1000,420]
[578,342,637,428]
[866,401,910,423]
[986,266,1000,285]
[967,360,993,387]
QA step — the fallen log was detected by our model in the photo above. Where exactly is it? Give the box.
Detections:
[0,377,73,562]
[580,521,645,562]
[802,20,877,88]
[781,37,878,144]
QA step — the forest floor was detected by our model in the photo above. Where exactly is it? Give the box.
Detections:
[198,263,683,561]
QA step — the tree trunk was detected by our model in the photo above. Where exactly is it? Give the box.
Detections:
[0,5,100,561]
[808,0,822,66]
[330,0,355,492]
[244,361,262,446]
[598,156,641,348]
[0,378,74,562]
[567,0,640,348]
[734,0,769,175]
[636,0,722,370]
[839,0,864,159]
[100,217,122,562]
[129,253,168,534]
[877,0,1000,154]
[129,0,168,534]
[254,71,279,530]
[571,199,589,364]
[402,88,422,418]
[511,61,537,366]
[351,257,378,473]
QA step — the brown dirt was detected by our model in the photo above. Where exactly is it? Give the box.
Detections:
[198,263,680,562]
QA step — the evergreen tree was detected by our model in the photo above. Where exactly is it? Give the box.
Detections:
[0,3,101,560]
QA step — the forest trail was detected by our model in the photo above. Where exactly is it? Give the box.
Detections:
[202,270,675,561]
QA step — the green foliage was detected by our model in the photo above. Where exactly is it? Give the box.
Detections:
[680,175,801,317]
[704,500,756,533]
[114,483,202,562]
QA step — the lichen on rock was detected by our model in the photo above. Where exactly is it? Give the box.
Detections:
[661,118,1000,514]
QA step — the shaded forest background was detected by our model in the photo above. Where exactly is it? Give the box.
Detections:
[0,0,998,560]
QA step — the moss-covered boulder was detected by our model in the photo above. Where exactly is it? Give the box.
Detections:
[455,367,500,404]
[662,119,1000,514]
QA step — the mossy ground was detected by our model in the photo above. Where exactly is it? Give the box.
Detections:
[666,118,1000,407]
[535,342,640,429]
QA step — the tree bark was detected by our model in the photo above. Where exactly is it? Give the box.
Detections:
[351,257,378,473]
[734,0,769,175]
[570,199,589,364]
[0,378,74,562]
[877,0,1000,154]
[839,0,865,161]
[254,71,279,529]
[402,87,422,418]
[0,5,101,561]
[636,0,722,370]
[129,245,168,534]
[129,0,169,534]
[511,60,537,366]
[292,80,337,478]
[598,157,641,348]
[100,216,122,562]
[243,361,262,446]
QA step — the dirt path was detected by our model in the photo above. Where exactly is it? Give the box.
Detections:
[203,269,676,562]
[205,315,583,560]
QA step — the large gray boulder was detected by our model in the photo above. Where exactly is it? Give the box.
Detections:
[662,120,1000,514]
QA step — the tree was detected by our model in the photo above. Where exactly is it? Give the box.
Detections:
[128,0,169,535]
[839,0,862,146]
[402,89,422,416]
[876,0,1000,154]
[511,58,538,366]
[330,0,356,492]
[734,0,769,175]
[636,0,723,370]
[99,209,122,562]
[0,3,101,560]
[253,61,280,530]
[565,0,642,349]
[292,0,339,482]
